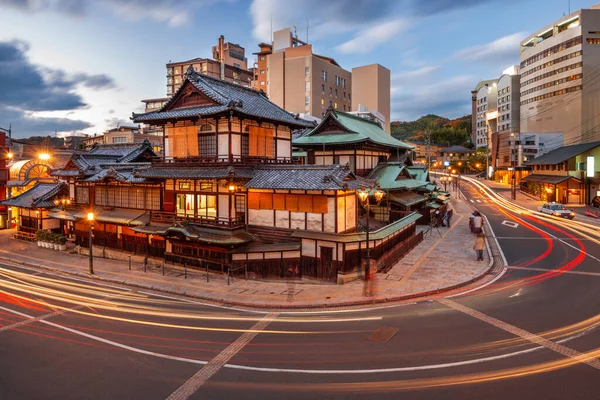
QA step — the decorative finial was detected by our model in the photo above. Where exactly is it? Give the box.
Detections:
[184,65,195,79]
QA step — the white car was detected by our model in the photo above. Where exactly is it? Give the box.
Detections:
[537,202,576,219]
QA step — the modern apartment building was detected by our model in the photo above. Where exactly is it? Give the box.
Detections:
[252,28,390,132]
[166,36,253,96]
[520,5,600,145]
[351,64,391,133]
[473,79,497,148]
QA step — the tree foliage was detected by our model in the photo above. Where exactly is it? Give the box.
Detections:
[391,114,472,147]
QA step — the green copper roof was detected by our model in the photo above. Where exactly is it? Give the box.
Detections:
[293,110,414,150]
[368,163,428,191]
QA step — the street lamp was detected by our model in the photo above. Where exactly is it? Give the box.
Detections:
[38,153,51,161]
[440,176,452,192]
[87,212,94,275]
[357,185,384,289]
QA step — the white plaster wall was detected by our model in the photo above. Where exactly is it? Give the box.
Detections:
[302,239,316,257]
[248,209,274,227]
[265,252,282,259]
[337,196,346,232]
[248,253,264,260]
[290,212,304,229]
[232,253,246,261]
[42,219,60,230]
[307,213,321,231]
[283,251,301,258]
[275,210,289,228]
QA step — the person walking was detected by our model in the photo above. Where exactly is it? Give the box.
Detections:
[474,231,485,261]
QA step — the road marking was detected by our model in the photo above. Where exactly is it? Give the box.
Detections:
[166,312,279,400]
[508,266,600,277]
[446,267,508,298]
[438,298,600,370]
[0,304,85,332]
[501,220,519,228]
[476,199,481,203]
[470,199,474,203]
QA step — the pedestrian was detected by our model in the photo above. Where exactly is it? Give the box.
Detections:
[446,208,453,228]
[474,231,485,261]
[471,211,483,234]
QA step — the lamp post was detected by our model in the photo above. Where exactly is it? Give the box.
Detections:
[357,185,384,285]
[510,133,516,200]
[87,212,94,275]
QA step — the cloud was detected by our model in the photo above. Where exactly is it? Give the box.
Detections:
[408,0,516,16]
[0,107,92,138]
[454,32,527,64]
[391,66,438,85]
[336,19,410,54]
[0,39,116,137]
[0,0,220,27]
[391,75,473,121]
[250,0,397,42]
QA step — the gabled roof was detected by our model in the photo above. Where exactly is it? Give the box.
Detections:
[293,109,413,150]
[524,141,600,165]
[51,141,156,178]
[1,182,67,209]
[246,164,371,191]
[368,162,428,191]
[136,165,254,180]
[132,67,312,128]
[406,166,429,182]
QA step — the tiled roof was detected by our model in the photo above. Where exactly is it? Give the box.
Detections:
[132,222,254,246]
[1,182,66,209]
[82,165,152,183]
[137,166,254,179]
[520,174,579,184]
[294,109,414,150]
[524,141,600,165]
[388,192,428,207]
[246,164,371,190]
[132,70,312,128]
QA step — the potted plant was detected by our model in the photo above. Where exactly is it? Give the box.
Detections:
[52,233,60,250]
[36,230,44,247]
[58,235,67,251]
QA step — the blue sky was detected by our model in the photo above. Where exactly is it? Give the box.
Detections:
[0,0,597,138]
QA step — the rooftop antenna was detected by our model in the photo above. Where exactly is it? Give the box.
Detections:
[270,16,273,42]
[307,18,309,44]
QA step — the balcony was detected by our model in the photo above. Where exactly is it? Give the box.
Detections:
[151,156,302,167]
[150,211,245,229]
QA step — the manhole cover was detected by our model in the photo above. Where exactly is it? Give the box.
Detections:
[368,326,399,343]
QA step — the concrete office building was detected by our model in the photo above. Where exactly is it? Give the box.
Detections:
[351,64,391,133]
[166,35,253,96]
[253,28,390,132]
[520,5,600,145]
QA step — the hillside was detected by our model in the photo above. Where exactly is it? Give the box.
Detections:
[391,114,472,146]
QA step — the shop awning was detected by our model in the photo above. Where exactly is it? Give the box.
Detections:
[426,202,442,209]
[132,222,254,246]
[47,209,78,221]
[521,174,580,184]
[47,208,150,226]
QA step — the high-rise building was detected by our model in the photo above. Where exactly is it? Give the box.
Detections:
[254,28,352,119]
[519,5,600,145]
[252,28,390,131]
[166,35,253,96]
[351,64,391,133]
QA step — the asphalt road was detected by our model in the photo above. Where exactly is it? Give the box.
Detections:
[1,180,599,399]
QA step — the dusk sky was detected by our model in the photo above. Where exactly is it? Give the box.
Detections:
[0,0,597,138]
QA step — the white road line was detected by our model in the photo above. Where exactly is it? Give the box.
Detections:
[0,305,83,332]
[476,199,481,203]
[166,312,279,400]
[507,266,600,277]
[446,267,508,298]
[470,199,474,203]
[0,304,597,375]
[438,298,600,370]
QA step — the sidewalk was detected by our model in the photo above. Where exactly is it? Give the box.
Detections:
[483,179,600,227]
[0,198,498,310]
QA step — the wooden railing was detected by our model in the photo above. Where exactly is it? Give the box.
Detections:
[150,211,245,229]
[151,155,301,166]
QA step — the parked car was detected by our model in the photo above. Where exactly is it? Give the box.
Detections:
[537,202,576,219]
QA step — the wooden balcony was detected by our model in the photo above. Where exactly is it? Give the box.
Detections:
[150,211,245,229]
[151,156,302,167]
